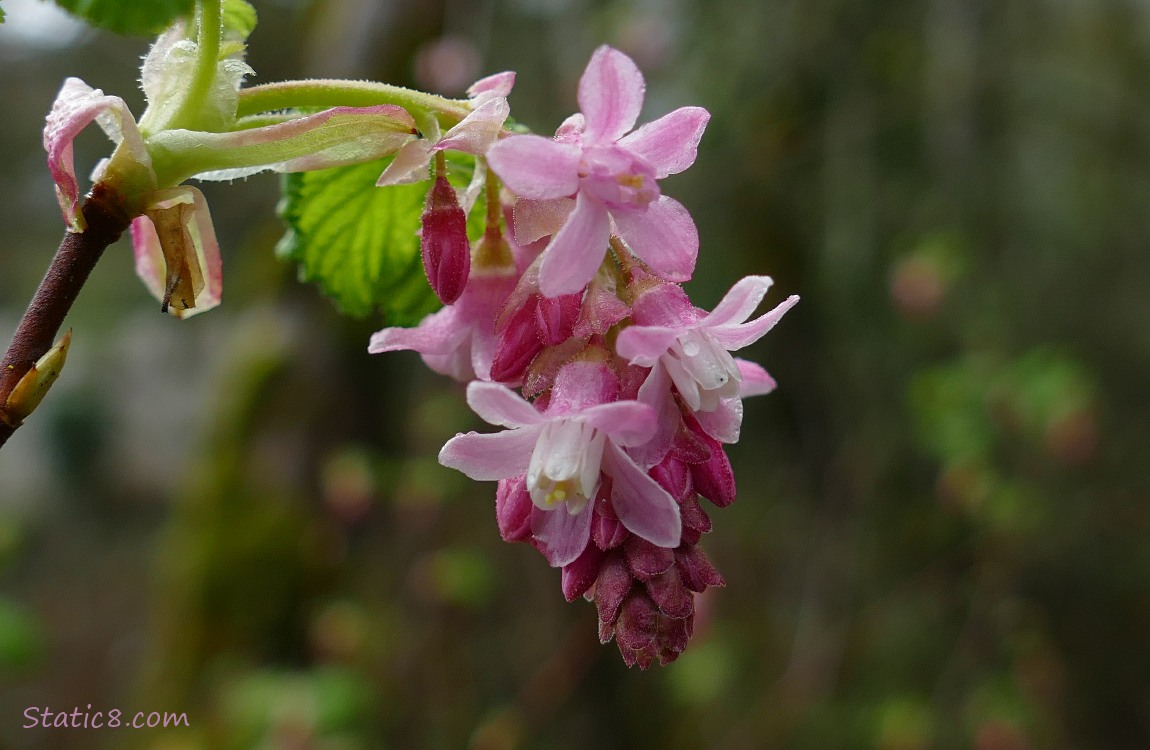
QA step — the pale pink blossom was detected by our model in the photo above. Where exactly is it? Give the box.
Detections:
[438,363,682,565]
[617,276,799,414]
[486,46,710,296]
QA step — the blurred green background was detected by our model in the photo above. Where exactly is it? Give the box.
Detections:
[0,0,1145,747]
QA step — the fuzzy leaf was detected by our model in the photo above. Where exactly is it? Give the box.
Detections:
[222,0,256,42]
[53,0,193,36]
[277,157,440,324]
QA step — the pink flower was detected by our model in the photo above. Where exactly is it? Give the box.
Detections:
[438,362,682,565]
[376,72,515,187]
[368,264,517,382]
[486,46,710,297]
[617,276,799,414]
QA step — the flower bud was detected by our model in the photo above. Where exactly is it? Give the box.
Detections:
[421,173,471,304]
[496,476,533,542]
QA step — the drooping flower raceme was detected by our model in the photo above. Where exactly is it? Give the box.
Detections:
[365,46,799,667]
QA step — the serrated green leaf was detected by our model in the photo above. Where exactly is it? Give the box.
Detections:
[277,158,441,324]
[53,0,193,35]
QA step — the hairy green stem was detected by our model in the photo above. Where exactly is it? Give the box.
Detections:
[236,80,471,127]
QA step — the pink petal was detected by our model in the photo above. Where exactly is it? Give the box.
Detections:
[438,425,543,481]
[43,77,151,231]
[368,307,464,356]
[496,476,534,542]
[602,442,681,548]
[735,358,778,398]
[612,195,698,283]
[375,139,433,186]
[486,134,580,200]
[629,363,679,468]
[709,294,799,351]
[513,198,575,245]
[436,97,510,155]
[468,71,516,103]
[577,46,645,145]
[131,216,165,303]
[531,503,594,567]
[150,105,417,183]
[578,400,657,447]
[618,106,710,178]
[695,397,743,444]
[614,324,681,367]
[465,381,545,428]
[700,275,774,328]
[537,193,611,297]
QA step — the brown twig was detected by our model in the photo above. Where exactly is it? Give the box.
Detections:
[0,184,131,448]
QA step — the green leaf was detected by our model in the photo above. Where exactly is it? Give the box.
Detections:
[53,0,194,35]
[222,0,256,43]
[277,158,440,323]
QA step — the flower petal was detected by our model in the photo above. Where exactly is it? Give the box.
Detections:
[602,442,681,548]
[629,363,679,468]
[695,396,743,444]
[618,106,710,178]
[368,307,465,356]
[531,503,594,567]
[438,425,543,481]
[375,139,433,186]
[44,77,151,231]
[614,324,681,367]
[537,193,611,297]
[467,71,516,104]
[578,400,658,447]
[709,294,799,351]
[513,198,576,245]
[735,358,778,398]
[612,195,698,282]
[577,46,645,145]
[436,97,510,155]
[465,381,546,428]
[486,134,580,200]
[699,275,773,328]
[149,105,416,183]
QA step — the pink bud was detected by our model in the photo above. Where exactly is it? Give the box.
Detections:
[591,491,629,550]
[496,476,533,542]
[490,297,543,383]
[644,569,693,619]
[536,293,582,345]
[593,551,632,633]
[421,174,471,304]
[561,543,605,602]
[675,544,725,593]
[683,413,736,506]
[623,536,675,580]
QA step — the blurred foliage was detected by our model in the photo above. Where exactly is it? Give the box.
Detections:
[1,0,1148,749]
[52,0,194,36]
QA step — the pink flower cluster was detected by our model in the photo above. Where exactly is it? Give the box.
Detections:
[371,46,798,667]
